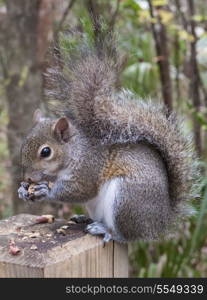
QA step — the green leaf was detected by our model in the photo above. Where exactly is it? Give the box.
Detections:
[18,66,29,88]
[152,0,167,6]
[122,0,141,12]
[192,15,207,22]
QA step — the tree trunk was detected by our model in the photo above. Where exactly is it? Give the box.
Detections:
[187,0,202,156]
[1,0,55,214]
[148,0,173,113]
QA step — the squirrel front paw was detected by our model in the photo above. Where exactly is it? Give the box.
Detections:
[31,182,50,201]
[18,182,30,201]
[85,221,112,243]
[18,181,50,202]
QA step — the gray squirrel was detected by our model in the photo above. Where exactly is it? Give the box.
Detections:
[18,39,198,243]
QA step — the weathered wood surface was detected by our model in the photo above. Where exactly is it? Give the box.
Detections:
[0,214,128,278]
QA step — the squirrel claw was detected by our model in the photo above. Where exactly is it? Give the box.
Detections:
[85,221,112,245]
[102,232,112,247]
[33,184,49,199]
[18,183,30,201]
[34,182,49,191]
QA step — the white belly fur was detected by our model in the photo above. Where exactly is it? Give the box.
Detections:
[85,178,118,231]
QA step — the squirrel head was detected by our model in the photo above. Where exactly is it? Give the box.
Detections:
[21,109,77,183]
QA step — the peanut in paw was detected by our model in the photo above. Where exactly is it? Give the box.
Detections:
[27,181,53,197]
[48,182,53,189]
[28,183,36,195]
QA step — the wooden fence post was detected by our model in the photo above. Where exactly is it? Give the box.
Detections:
[0,214,128,278]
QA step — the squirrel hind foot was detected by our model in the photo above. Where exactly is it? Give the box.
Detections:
[85,221,112,244]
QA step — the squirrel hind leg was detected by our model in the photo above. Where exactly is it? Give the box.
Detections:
[114,179,172,242]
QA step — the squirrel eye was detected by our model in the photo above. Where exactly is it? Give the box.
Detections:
[40,147,51,158]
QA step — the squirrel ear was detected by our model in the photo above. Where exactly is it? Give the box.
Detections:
[53,117,70,143]
[33,109,43,124]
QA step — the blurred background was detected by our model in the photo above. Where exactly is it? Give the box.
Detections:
[0,0,207,277]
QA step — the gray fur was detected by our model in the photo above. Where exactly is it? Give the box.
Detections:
[113,143,171,241]
[19,41,199,242]
[45,45,199,210]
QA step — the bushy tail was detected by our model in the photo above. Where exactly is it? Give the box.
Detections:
[45,34,120,127]
[45,37,200,212]
[103,96,200,210]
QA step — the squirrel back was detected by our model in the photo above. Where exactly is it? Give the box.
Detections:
[45,37,199,217]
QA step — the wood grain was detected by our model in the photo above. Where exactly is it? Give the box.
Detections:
[0,214,128,278]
